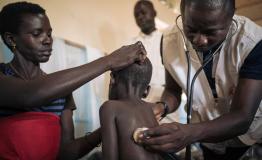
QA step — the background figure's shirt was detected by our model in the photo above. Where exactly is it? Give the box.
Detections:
[130,30,165,102]
[0,63,76,117]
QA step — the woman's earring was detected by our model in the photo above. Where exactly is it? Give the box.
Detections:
[11,44,16,51]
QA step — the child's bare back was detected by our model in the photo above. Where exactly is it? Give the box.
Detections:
[100,58,163,160]
[100,100,163,160]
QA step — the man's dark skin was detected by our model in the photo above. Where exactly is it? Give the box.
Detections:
[140,0,262,154]
[0,12,146,159]
[100,59,163,160]
[134,0,157,35]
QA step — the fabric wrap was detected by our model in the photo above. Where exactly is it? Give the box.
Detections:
[0,112,61,160]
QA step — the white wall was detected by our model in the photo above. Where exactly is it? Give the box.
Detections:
[236,0,262,26]
[1,0,260,56]
[0,0,176,53]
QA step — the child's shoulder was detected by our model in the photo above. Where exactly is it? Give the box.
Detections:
[99,100,125,113]
[101,100,126,107]
[141,101,155,109]
[100,100,154,113]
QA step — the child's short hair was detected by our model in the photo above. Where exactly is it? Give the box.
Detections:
[113,58,152,92]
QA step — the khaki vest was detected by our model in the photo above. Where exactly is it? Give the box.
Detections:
[162,15,262,146]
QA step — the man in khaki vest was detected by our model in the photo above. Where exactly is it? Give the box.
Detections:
[139,0,262,159]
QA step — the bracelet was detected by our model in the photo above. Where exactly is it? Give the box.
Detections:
[85,132,101,147]
[156,101,169,118]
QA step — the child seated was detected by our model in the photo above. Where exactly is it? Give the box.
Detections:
[99,58,163,160]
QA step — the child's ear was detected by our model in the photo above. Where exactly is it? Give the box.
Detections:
[142,85,151,98]
[110,72,115,85]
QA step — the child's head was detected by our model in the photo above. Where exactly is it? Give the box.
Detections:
[109,58,152,100]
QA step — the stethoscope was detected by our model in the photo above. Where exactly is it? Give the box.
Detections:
[173,15,239,160]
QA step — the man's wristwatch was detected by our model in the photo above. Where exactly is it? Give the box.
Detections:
[156,101,169,118]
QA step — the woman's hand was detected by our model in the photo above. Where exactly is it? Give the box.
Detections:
[108,41,147,71]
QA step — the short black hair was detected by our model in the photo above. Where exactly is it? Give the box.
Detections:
[114,58,152,95]
[134,0,155,12]
[0,1,45,46]
[181,0,235,17]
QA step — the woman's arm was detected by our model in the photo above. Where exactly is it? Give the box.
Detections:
[0,42,146,108]
[58,108,101,160]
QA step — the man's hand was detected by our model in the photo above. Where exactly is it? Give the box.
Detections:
[108,41,147,71]
[139,122,194,153]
